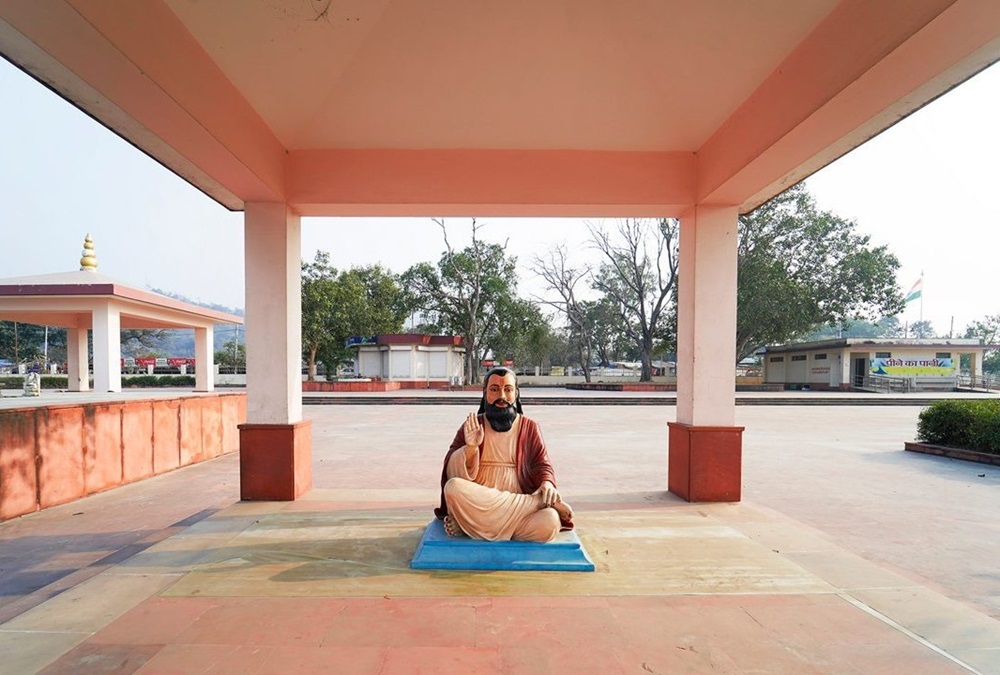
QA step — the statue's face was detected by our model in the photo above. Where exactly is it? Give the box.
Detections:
[486,372,517,407]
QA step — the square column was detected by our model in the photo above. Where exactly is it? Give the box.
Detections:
[66,327,89,391]
[194,326,213,392]
[91,302,121,393]
[239,202,312,500]
[671,205,744,502]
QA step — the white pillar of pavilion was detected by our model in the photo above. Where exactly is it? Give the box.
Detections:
[239,202,312,500]
[193,325,213,392]
[66,327,89,391]
[669,205,744,502]
[79,235,121,393]
[91,300,122,393]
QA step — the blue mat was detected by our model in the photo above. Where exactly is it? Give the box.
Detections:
[410,519,595,572]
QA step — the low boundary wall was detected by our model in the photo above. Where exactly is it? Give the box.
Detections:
[0,393,246,521]
[302,380,457,392]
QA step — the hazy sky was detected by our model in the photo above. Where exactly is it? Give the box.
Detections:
[2,56,998,336]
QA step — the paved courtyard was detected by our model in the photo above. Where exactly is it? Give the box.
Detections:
[2,396,999,673]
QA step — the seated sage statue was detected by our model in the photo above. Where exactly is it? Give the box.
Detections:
[434,367,573,542]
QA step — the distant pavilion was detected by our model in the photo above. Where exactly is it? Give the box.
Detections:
[0,235,243,393]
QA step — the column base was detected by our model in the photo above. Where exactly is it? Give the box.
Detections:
[239,420,313,500]
[668,422,744,502]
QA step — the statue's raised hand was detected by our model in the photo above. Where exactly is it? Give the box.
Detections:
[463,412,484,447]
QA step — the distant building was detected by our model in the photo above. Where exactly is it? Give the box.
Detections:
[761,338,992,392]
[351,334,465,386]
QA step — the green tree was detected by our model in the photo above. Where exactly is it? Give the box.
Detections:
[520,316,558,375]
[301,252,340,380]
[301,253,410,380]
[908,320,935,339]
[484,299,553,372]
[736,183,905,360]
[402,219,519,384]
[214,339,246,369]
[0,321,51,363]
[584,298,631,367]
[121,329,170,356]
[805,316,902,340]
[317,265,411,374]
[589,218,679,381]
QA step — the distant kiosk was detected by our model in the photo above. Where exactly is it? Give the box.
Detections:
[761,338,992,392]
[350,334,465,388]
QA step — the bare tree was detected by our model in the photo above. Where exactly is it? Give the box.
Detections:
[589,218,679,381]
[529,245,595,382]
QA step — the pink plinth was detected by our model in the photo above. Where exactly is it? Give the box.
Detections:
[668,422,744,502]
[239,421,313,501]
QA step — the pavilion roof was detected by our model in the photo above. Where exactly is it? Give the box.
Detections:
[0,269,242,330]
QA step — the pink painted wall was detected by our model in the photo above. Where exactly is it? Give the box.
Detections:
[0,393,246,521]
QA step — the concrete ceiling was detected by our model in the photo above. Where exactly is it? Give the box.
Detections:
[2,0,999,216]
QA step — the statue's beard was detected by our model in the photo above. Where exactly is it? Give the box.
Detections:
[484,399,517,432]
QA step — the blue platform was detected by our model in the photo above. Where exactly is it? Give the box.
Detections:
[410,519,595,572]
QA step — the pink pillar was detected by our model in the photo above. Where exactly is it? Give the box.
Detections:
[239,202,312,500]
[671,205,744,502]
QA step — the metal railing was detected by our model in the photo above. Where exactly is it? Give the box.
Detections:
[853,373,912,393]
[957,374,998,392]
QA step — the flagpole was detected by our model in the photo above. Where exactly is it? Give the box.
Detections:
[919,272,924,325]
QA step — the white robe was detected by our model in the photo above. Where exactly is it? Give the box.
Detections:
[443,416,560,542]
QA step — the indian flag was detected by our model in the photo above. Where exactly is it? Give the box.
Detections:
[905,277,922,304]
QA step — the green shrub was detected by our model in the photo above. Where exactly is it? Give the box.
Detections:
[0,375,68,389]
[41,376,68,389]
[122,375,195,388]
[917,399,1000,455]
[1,375,195,390]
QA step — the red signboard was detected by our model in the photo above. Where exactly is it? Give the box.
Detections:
[481,360,495,368]
[503,359,514,367]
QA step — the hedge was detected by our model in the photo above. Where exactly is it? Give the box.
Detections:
[1,376,68,390]
[0,375,196,390]
[122,375,196,388]
[917,399,1000,455]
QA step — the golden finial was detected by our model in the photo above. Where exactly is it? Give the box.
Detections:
[80,234,98,271]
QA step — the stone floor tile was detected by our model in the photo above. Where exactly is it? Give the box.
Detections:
[380,646,501,675]
[838,642,971,675]
[475,602,625,653]
[0,631,89,675]
[849,587,1000,652]
[498,643,627,674]
[951,646,1000,675]
[256,646,387,674]
[616,638,758,675]
[89,596,223,645]
[2,572,181,633]
[131,644,269,674]
[37,642,162,675]
[322,598,477,648]
[171,597,346,646]
[780,549,923,592]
